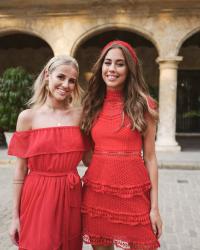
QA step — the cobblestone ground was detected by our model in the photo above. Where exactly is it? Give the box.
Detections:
[0,165,200,250]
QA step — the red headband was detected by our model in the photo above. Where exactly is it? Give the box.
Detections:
[102,40,138,64]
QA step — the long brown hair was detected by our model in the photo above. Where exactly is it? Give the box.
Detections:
[82,42,158,134]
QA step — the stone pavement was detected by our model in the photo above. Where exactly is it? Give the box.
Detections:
[1,163,200,250]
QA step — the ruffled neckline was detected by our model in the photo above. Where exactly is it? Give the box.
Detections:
[105,89,123,102]
[14,126,80,134]
[8,125,88,158]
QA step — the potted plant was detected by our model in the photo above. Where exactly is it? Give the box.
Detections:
[0,67,33,146]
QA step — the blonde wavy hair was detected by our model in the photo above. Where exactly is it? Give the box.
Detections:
[28,55,82,108]
[82,42,158,134]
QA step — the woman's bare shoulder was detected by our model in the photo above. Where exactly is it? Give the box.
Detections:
[16,109,35,131]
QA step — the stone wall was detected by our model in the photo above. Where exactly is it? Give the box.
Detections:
[0,0,200,150]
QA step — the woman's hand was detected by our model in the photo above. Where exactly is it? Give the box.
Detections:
[9,217,20,246]
[150,208,162,239]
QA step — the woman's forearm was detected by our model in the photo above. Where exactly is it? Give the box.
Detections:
[144,156,159,210]
[12,160,28,219]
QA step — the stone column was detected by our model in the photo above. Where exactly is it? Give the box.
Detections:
[156,56,183,151]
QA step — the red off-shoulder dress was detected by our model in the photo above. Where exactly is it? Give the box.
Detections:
[82,90,160,250]
[8,126,88,250]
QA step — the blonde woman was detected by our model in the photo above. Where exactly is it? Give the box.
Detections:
[8,55,88,250]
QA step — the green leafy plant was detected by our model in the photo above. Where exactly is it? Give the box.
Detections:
[0,67,33,131]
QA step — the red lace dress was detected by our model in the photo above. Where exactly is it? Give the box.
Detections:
[82,90,160,250]
[8,126,88,250]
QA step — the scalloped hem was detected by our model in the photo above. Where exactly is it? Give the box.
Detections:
[83,178,151,198]
[82,206,151,225]
[83,234,160,250]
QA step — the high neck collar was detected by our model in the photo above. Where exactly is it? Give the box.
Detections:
[105,89,123,102]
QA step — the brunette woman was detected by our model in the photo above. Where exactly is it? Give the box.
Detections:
[81,41,162,250]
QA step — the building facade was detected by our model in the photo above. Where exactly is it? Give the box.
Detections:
[0,0,200,151]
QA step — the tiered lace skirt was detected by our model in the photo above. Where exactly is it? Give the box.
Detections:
[82,152,160,250]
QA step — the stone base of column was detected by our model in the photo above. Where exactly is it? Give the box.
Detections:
[155,142,181,152]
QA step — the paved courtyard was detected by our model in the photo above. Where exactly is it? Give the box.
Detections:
[0,164,200,250]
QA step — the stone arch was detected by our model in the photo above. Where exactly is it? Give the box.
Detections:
[0,27,54,51]
[176,26,200,55]
[0,28,54,74]
[176,27,200,135]
[71,23,160,56]
[72,23,159,100]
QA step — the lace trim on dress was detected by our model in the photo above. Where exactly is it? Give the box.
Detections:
[94,150,142,157]
[83,177,151,198]
[83,234,160,250]
[82,206,151,225]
